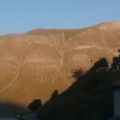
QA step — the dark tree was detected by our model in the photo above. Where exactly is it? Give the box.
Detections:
[90,58,109,71]
[118,49,120,57]
[118,49,120,52]
[71,69,83,80]
[51,90,58,99]
[28,99,42,112]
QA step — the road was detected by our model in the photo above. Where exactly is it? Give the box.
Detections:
[0,113,39,120]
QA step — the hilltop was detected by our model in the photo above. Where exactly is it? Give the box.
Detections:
[0,21,120,115]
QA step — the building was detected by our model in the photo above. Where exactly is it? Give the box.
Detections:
[107,80,120,120]
[96,67,110,73]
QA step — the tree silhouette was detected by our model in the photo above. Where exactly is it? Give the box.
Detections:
[28,99,42,112]
[51,90,58,99]
[90,58,109,71]
[71,69,83,80]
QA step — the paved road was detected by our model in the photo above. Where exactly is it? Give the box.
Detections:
[0,118,17,120]
[21,113,39,120]
[0,113,39,120]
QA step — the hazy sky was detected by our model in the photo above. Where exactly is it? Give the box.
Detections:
[0,0,120,35]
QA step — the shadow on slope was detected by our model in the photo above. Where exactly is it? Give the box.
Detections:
[37,57,120,120]
[0,102,28,117]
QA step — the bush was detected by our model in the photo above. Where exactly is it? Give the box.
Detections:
[28,99,42,111]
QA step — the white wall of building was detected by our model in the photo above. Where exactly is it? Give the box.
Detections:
[114,89,120,117]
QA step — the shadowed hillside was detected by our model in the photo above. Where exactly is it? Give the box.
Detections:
[37,56,120,120]
[0,21,120,115]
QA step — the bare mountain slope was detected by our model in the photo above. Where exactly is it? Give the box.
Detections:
[0,21,120,115]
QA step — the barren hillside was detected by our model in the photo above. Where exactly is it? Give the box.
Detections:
[0,21,120,115]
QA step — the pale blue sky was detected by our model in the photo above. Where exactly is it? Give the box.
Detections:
[0,0,120,35]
